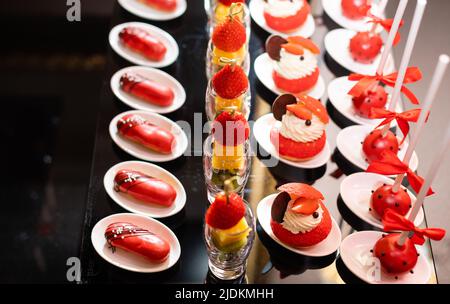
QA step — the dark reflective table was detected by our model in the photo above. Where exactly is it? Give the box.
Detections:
[80,0,437,284]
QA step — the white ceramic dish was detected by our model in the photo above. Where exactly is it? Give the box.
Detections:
[109,22,179,68]
[257,193,342,257]
[91,213,181,273]
[110,66,186,114]
[104,161,186,218]
[254,53,326,100]
[118,0,187,21]
[253,113,331,169]
[340,172,424,229]
[109,110,188,162]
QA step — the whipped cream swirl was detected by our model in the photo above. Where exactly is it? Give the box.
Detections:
[264,0,303,18]
[281,200,324,234]
[273,48,318,80]
[279,111,325,143]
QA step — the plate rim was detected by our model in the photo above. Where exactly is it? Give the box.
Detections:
[118,0,187,21]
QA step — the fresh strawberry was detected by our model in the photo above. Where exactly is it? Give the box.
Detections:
[205,192,246,230]
[212,15,246,52]
[350,31,383,63]
[218,0,245,6]
[212,64,249,99]
[286,104,312,121]
[212,110,250,146]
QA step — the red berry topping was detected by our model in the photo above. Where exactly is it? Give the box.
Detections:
[363,129,399,163]
[212,16,246,53]
[212,110,250,146]
[218,0,245,6]
[373,233,418,274]
[341,0,371,20]
[370,184,411,219]
[205,192,246,230]
[352,85,388,118]
[349,31,383,64]
[212,64,249,99]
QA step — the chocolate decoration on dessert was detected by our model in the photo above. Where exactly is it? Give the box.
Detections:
[266,35,288,61]
[272,94,297,121]
[271,191,291,223]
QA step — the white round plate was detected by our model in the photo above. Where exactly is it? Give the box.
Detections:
[336,125,419,172]
[109,110,188,162]
[91,213,181,273]
[324,28,395,75]
[254,53,326,100]
[254,113,331,169]
[327,76,403,126]
[118,0,187,21]
[322,0,386,32]
[257,193,342,257]
[111,66,186,114]
[249,0,315,38]
[340,172,424,229]
[104,161,186,218]
[109,22,179,68]
[340,231,431,284]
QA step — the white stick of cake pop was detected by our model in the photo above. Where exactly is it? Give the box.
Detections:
[376,0,408,75]
[391,55,450,193]
[381,0,427,136]
[396,55,450,246]
[378,0,389,16]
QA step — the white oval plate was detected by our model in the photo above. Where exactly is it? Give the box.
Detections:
[91,213,181,273]
[340,231,431,284]
[249,0,315,38]
[118,0,187,21]
[109,110,188,162]
[257,193,342,257]
[111,66,186,114]
[340,172,424,229]
[322,0,386,32]
[324,28,395,75]
[336,125,419,172]
[327,76,403,126]
[254,113,331,169]
[254,53,326,100]
[109,22,179,68]
[104,161,186,218]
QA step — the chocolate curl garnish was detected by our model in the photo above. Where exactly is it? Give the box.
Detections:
[367,151,434,196]
[368,14,404,45]
[382,209,446,245]
[348,67,422,105]
[370,108,421,145]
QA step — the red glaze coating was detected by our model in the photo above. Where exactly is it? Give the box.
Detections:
[362,129,399,163]
[349,31,383,64]
[117,114,175,154]
[120,73,174,107]
[105,222,170,262]
[352,85,388,118]
[341,0,371,20]
[373,233,418,274]
[272,68,319,94]
[114,170,177,207]
[119,27,167,61]
[263,0,310,33]
[271,128,326,161]
[141,0,177,12]
[370,184,411,219]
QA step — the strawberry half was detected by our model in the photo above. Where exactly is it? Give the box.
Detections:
[205,192,246,230]
[212,110,250,146]
[300,95,329,124]
[212,64,249,99]
[212,15,246,53]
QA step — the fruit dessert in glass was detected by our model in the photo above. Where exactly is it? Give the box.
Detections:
[266,34,320,94]
[263,0,310,33]
[270,94,329,161]
[204,180,255,280]
[210,0,249,30]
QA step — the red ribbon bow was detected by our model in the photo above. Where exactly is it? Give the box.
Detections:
[348,67,422,105]
[382,209,446,245]
[368,14,404,45]
[370,108,421,144]
[366,150,434,196]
